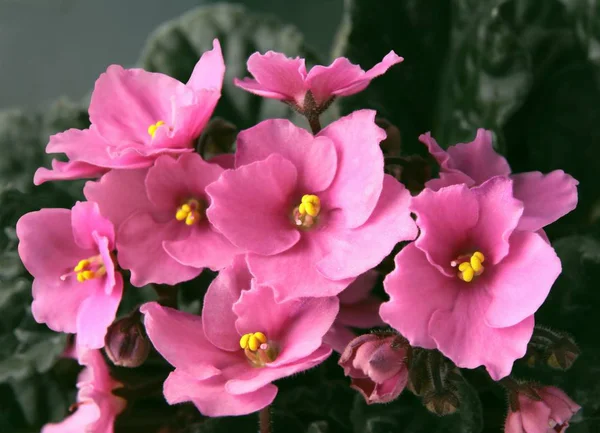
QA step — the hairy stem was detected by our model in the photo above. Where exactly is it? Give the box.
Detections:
[259,405,271,433]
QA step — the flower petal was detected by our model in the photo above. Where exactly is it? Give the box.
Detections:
[512,170,579,232]
[485,231,561,328]
[186,39,225,92]
[338,270,378,305]
[318,110,386,228]
[380,244,459,349]
[71,201,115,251]
[236,119,338,193]
[206,154,301,255]
[34,160,108,185]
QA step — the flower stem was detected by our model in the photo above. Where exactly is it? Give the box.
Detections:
[308,115,322,135]
[259,406,271,433]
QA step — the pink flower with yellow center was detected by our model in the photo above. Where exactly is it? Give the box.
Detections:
[16,202,123,349]
[206,110,417,300]
[380,178,562,380]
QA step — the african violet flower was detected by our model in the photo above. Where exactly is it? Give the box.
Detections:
[141,256,338,416]
[84,153,239,287]
[35,39,225,184]
[42,349,126,433]
[380,178,562,380]
[234,51,402,112]
[206,110,417,300]
[421,129,579,232]
[324,271,385,353]
[505,386,580,433]
[339,332,409,404]
[16,201,122,349]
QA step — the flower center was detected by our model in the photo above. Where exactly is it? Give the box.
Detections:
[292,194,321,229]
[147,120,166,138]
[239,332,279,367]
[450,251,485,283]
[175,198,204,226]
[62,255,106,283]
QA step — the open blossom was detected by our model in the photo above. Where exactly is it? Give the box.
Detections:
[42,349,126,433]
[380,178,562,380]
[35,39,225,184]
[206,110,417,300]
[339,333,409,404]
[421,129,579,232]
[141,256,338,416]
[324,271,385,353]
[84,153,239,287]
[16,201,123,349]
[505,387,580,433]
[234,51,402,112]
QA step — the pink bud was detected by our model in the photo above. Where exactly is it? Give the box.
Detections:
[339,333,409,404]
[505,386,580,433]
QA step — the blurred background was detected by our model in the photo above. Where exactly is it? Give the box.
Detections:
[0,0,342,110]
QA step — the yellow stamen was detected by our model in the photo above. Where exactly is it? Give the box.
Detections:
[72,255,106,283]
[293,194,321,228]
[453,251,485,283]
[175,199,203,226]
[147,120,166,138]
[239,332,267,351]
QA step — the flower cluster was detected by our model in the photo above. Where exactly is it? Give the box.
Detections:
[17,39,582,432]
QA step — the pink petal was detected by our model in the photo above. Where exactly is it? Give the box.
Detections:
[233,282,338,365]
[419,132,449,167]
[318,110,386,228]
[75,274,123,349]
[316,175,417,280]
[83,168,154,229]
[31,278,89,334]
[424,171,475,191]
[518,395,553,433]
[307,51,403,103]
[163,369,277,417]
[540,387,581,422]
[34,160,108,185]
[202,256,252,352]
[470,177,524,265]
[485,231,561,328]
[95,233,117,295]
[247,236,354,300]
[234,51,307,103]
[17,209,85,281]
[41,402,101,433]
[380,244,459,349]
[164,225,240,271]
[337,297,384,328]
[169,89,221,144]
[141,302,237,379]
[338,270,379,304]
[71,201,115,251]
[323,325,357,353]
[512,170,579,232]
[89,65,186,144]
[210,153,235,169]
[235,119,338,193]
[429,290,534,380]
[224,346,331,395]
[411,184,479,276]
[186,39,225,92]
[206,154,301,255]
[117,213,200,286]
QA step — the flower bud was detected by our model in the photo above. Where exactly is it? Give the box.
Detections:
[546,337,580,370]
[339,332,409,404]
[505,386,580,433]
[104,314,151,368]
[528,327,580,370]
[423,388,460,416]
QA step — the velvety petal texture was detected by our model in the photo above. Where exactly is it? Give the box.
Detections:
[235,51,402,109]
[37,40,224,180]
[16,202,122,349]
[142,260,338,416]
[41,349,126,433]
[382,181,561,380]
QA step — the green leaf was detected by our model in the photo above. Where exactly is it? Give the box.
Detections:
[138,3,321,130]
[335,0,452,154]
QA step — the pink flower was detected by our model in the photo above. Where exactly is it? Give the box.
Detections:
[234,51,402,112]
[140,256,338,416]
[206,110,417,300]
[421,130,579,232]
[42,349,126,433]
[380,178,562,380]
[16,202,123,349]
[324,271,385,353]
[34,160,109,185]
[84,153,239,287]
[339,333,409,404]
[35,39,224,184]
[505,387,581,433]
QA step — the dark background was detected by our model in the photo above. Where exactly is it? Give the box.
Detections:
[0,0,342,110]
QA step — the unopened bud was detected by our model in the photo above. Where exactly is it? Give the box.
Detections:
[546,337,580,370]
[375,118,401,157]
[196,118,237,159]
[423,388,460,416]
[529,326,580,370]
[105,314,151,368]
